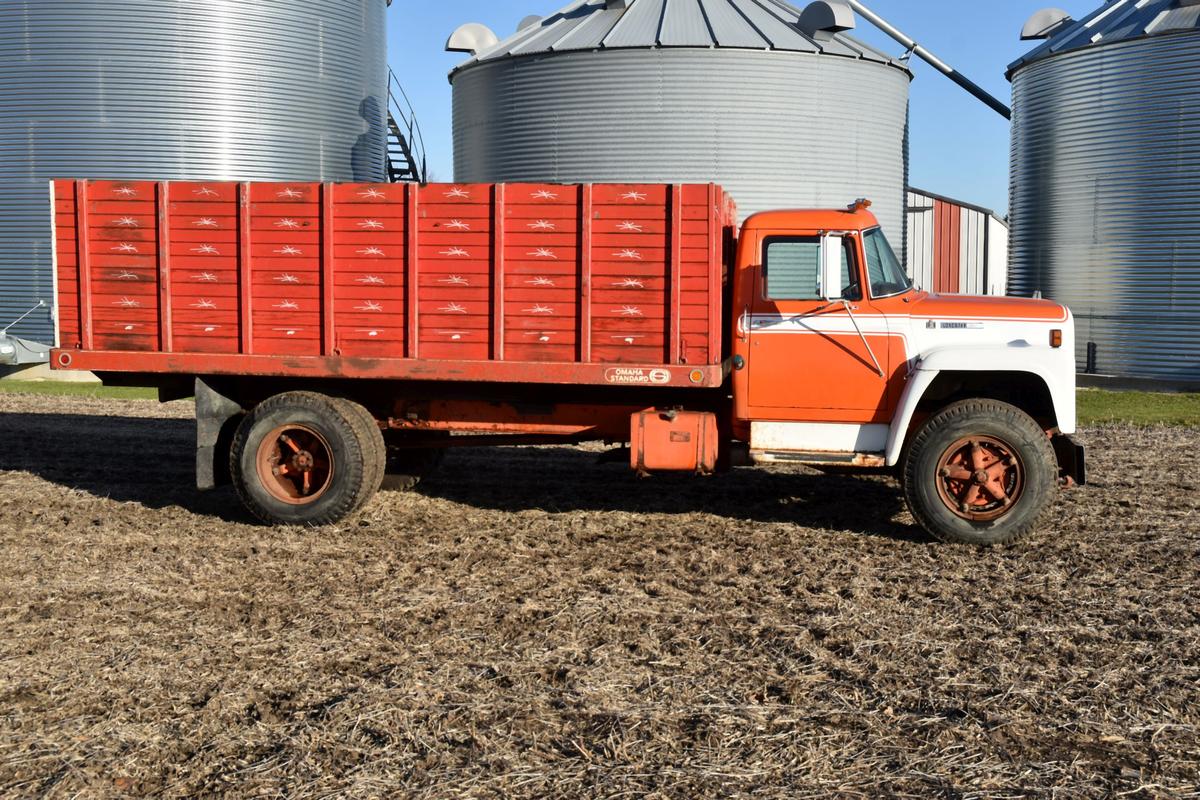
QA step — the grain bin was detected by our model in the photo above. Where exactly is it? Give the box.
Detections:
[1008,0,1200,385]
[449,0,912,254]
[0,0,389,347]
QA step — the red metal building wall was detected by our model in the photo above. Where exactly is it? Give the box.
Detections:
[932,199,961,294]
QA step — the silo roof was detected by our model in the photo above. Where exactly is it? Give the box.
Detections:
[450,0,911,77]
[1008,0,1200,76]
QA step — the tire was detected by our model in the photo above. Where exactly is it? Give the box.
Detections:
[229,392,385,526]
[330,397,387,503]
[381,431,448,492]
[902,399,1058,546]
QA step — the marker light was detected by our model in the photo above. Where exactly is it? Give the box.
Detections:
[848,198,872,212]
[1050,329,1063,348]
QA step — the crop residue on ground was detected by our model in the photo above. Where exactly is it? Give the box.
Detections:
[0,393,1197,798]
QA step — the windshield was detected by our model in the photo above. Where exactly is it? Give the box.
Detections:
[862,227,912,299]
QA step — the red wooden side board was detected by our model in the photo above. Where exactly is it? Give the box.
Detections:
[52,180,737,389]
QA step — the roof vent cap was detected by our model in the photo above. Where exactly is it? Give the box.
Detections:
[797,1,855,40]
[517,14,543,32]
[1021,8,1073,40]
[446,22,500,55]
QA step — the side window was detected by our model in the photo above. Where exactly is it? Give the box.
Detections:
[763,237,860,301]
[764,238,820,299]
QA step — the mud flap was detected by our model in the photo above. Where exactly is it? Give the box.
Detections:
[1052,434,1086,487]
[195,378,244,491]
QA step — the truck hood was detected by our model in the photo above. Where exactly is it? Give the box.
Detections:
[906,292,1068,322]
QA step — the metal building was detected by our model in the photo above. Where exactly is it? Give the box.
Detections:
[448,0,912,254]
[1008,0,1200,385]
[907,189,1008,296]
[0,0,389,351]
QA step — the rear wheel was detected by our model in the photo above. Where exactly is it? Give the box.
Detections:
[230,392,385,526]
[903,399,1058,546]
[331,396,387,499]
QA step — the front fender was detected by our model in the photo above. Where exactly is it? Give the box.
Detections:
[884,344,1077,467]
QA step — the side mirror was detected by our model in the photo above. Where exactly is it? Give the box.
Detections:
[820,234,844,301]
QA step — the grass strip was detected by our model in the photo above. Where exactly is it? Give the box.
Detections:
[1077,388,1200,427]
[0,381,158,400]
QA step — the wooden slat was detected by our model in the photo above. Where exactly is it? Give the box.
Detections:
[238,182,253,354]
[579,184,593,363]
[74,180,93,350]
[708,183,722,365]
[155,181,173,352]
[491,183,505,361]
[321,183,335,355]
[405,182,419,359]
[669,184,683,364]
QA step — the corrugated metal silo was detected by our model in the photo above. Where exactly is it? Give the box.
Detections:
[450,0,912,256]
[1008,0,1200,384]
[0,0,389,346]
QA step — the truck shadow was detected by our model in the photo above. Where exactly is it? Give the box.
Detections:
[0,411,926,541]
[419,446,927,543]
[0,411,252,524]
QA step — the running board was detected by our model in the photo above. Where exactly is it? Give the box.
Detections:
[751,450,886,468]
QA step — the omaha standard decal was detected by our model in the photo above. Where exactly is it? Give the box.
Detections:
[605,367,672,385]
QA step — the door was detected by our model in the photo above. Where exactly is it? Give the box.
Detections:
[743,231,893,424]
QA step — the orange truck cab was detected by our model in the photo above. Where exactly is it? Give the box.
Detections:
[49,181,1083,545]
[727,201,1082,543]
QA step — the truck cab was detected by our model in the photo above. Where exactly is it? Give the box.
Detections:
[729,200,1083,544]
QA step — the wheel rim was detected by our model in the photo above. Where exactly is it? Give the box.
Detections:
[255,424,334,505]
[935,435,1025,522]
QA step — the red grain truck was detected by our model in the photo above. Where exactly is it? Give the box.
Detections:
[49,179,1084,545]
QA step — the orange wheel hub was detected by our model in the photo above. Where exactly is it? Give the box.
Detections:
[935,436,1024,522]
[255,424,334,505]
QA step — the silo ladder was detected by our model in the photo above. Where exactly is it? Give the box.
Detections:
[387,68,427,183]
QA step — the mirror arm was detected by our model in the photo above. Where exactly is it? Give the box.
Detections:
[840,299,885,378]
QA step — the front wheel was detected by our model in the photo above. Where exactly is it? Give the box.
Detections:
[230,392,385,526]
[903,399,1058,546]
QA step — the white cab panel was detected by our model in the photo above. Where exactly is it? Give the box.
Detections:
[751,422,888,454]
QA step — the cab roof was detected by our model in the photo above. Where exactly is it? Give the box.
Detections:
[741,206,881,233]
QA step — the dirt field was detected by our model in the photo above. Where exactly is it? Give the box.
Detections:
[0,392,1197,799]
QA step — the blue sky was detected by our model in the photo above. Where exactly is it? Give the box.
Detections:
[387,0,1099,215]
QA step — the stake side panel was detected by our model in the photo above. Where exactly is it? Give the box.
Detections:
[52,181,733,387]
